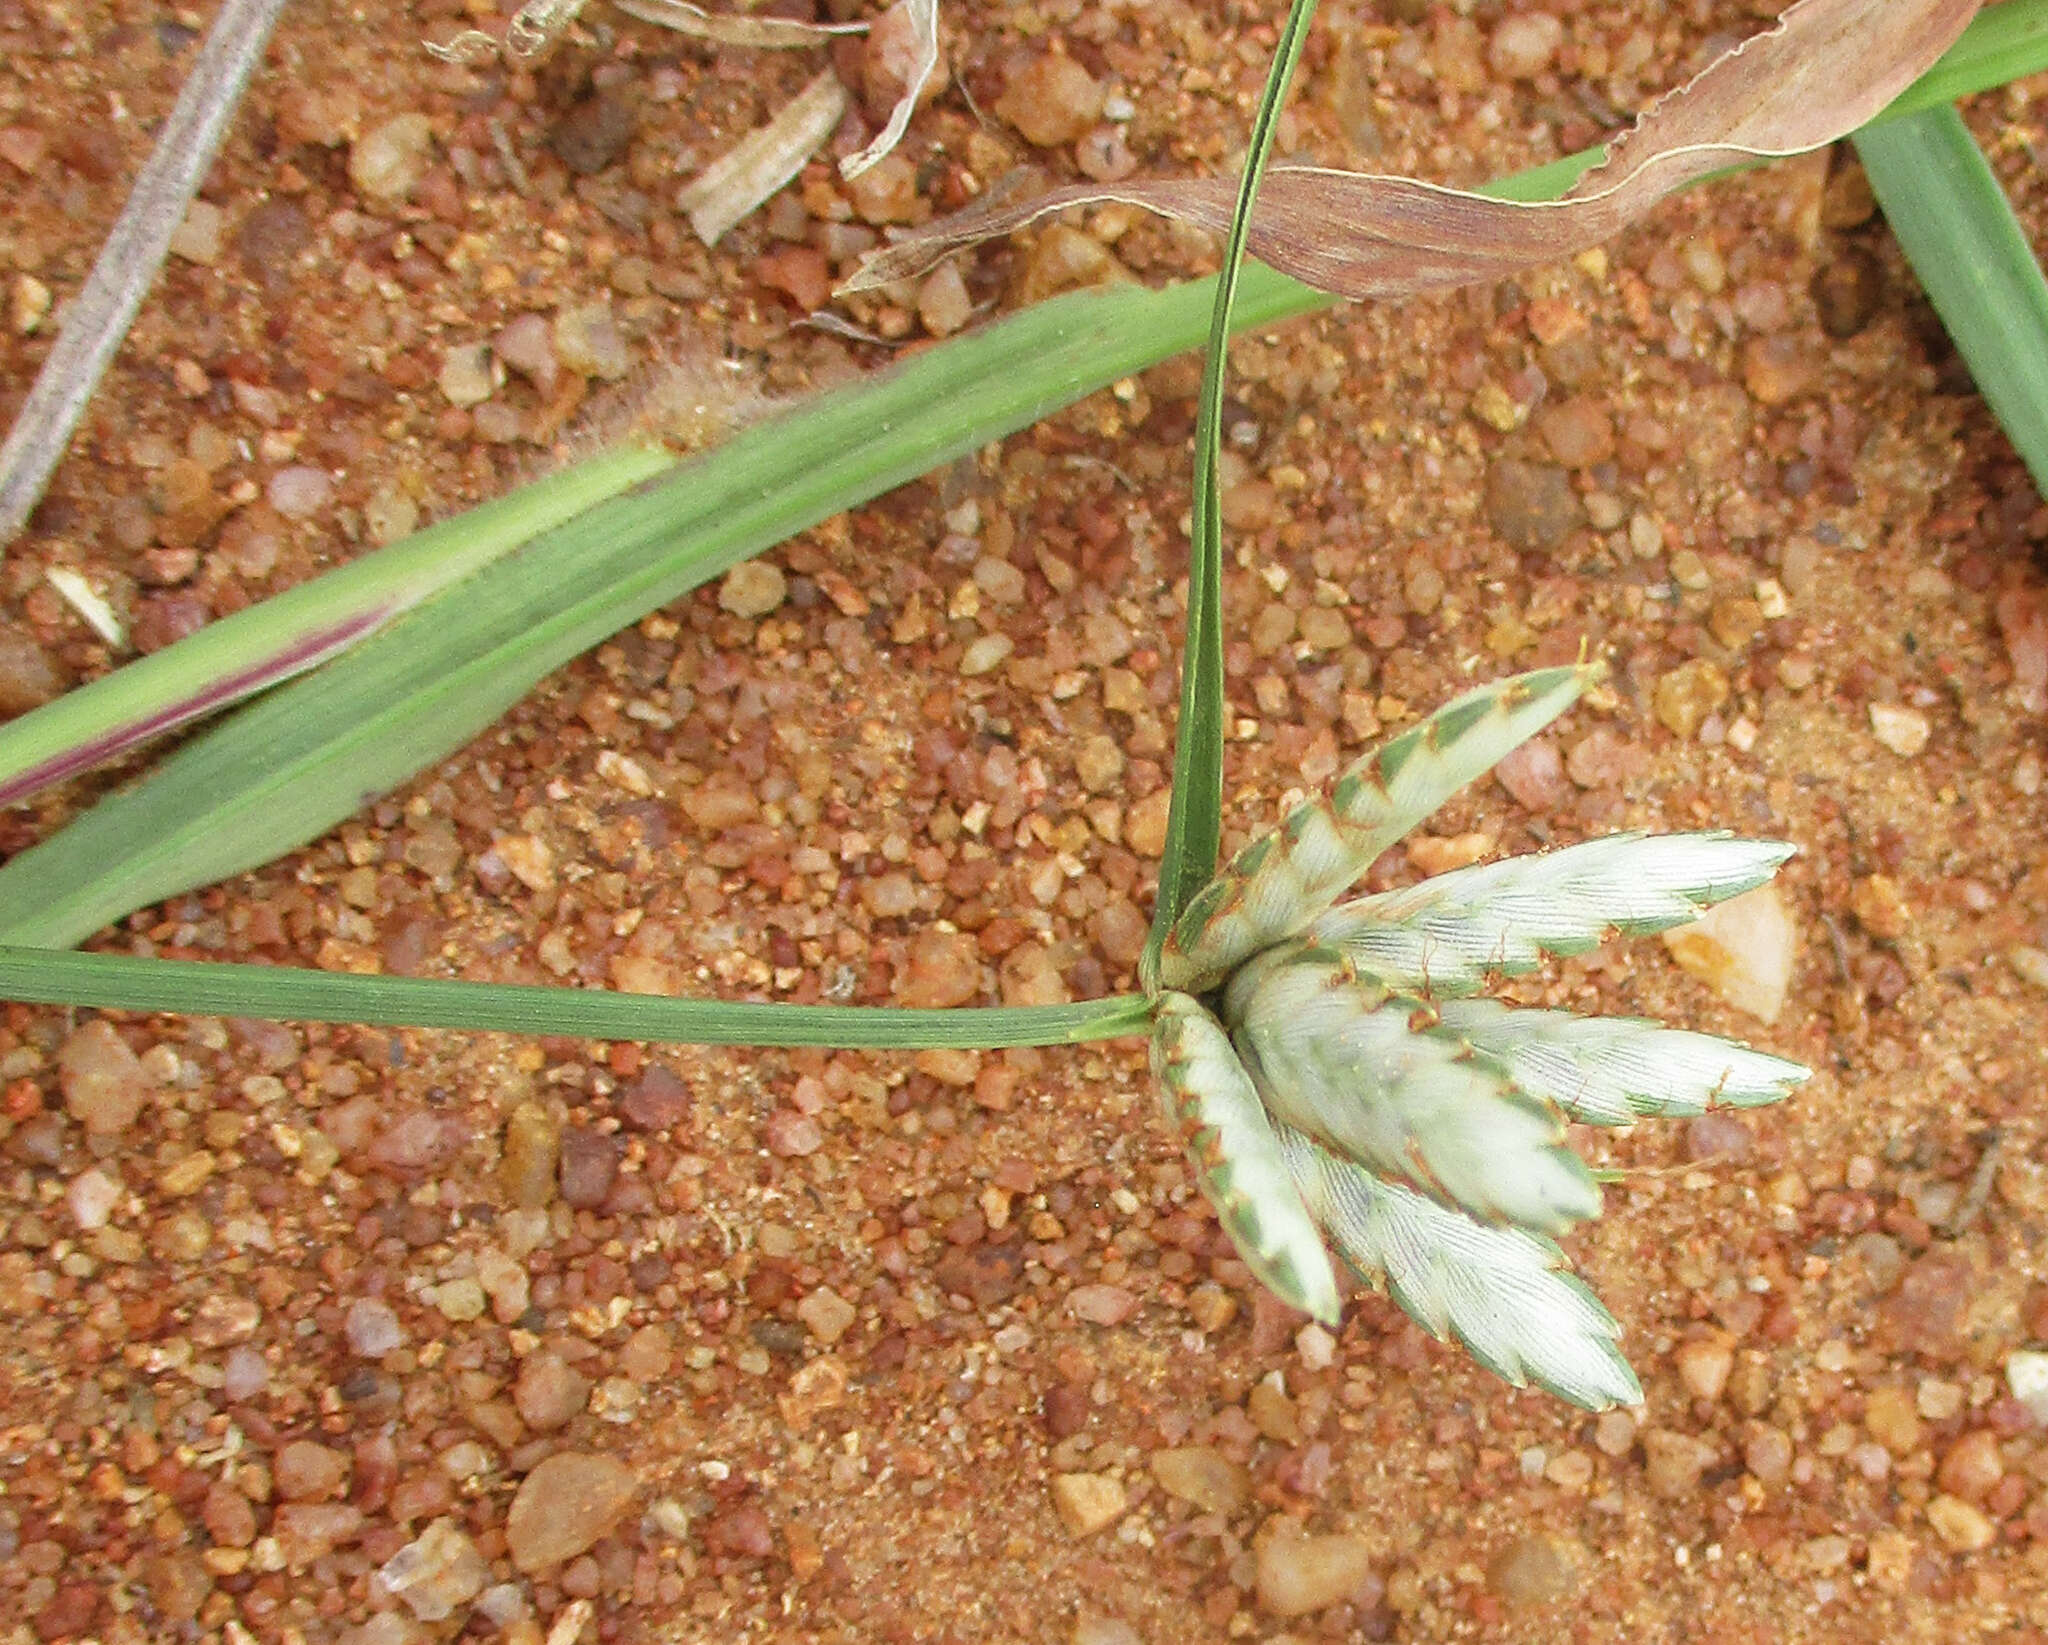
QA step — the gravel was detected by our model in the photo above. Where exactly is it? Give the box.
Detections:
[57,1021,150,1135]
[506,1453,638,1573]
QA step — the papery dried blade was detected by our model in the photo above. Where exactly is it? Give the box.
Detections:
[1226,944,1601,1236]
[841,0,1975,295]
[1312,832,1795,997]
[1151,992,1342,1325]
[615,0,867,48]
[1157,663,1597,993]
[680,70,850,245]
[1279,1126,1641,1410]
[840,0,939,180]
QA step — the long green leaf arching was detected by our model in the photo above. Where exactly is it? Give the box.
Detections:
[0,946,1152,1049]
[1147,0,1321,974]
[2,2,2046,950]
[1855,102,2048,496]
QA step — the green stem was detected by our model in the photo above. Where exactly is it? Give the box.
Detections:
[0,946,1153,1049]
[1149,0,1321,970]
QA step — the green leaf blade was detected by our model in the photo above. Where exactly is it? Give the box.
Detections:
[1855,103,2048,495]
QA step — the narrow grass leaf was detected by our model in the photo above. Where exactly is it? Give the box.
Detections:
[0,448,669,808]
[1148,0,1320,962]
[845,0,1973,296]
[0,946,1151,1049]
[0,271,1329,949]
[1855,103,2048,495]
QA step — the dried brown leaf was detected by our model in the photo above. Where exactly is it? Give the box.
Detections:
[842,0,1974,295]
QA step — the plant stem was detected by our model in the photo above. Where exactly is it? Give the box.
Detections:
[1149,0,1321,966]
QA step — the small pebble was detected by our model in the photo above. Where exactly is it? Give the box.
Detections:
[551,91,636,176]
[349,113,434,203]
[1484,459,1583,551]
[1662,884,1796,1024]
[268,465,334,519]
[960,634,1014,676]
[60,1020,151,1135]
[169,199,224,264]
[996,53,1105,148]
[1869,701,1931,757]
[438,342,495,408]
[66,1167,121,1230]
[1255,1526,1376,1617]
[764,1109,823,1157]
[494,313,559,392]
[515,1353,591,1431]
[506,1452,638,1572]
[1071,1616,1140,1645]
[0,631,65,713]
[557,1128,622,1208]
[918,264,973,337]
[1486,1532,1582,1611]
[1488,12,1562,78]
[796,1287,856,1344]
[275,1440,351,1502]
[1150,1447,1249,1515]
[1641,1429,1717,1497]
[1050,1472,1127,1537]
[344,1297,405,1359]
[1926,1493,1996,1552]
[895,929,982,1008]
[377,1518,489,1621]
[719,561,787,618]
[1068,1283,1138,1326]
[553,302,631,381]
[2009,1351,2048,1423]
[1674,1334,1734,1403]
[1653,660,1731,738]
[502,1103,561,1209]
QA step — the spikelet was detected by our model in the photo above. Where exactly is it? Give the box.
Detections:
[1432,999,1808,1126]
[1280,1124,1641,1410]
[1311,831,1793,996]
[1154,663,1601,994]
[1224,943,1601,1236]
[1149,992,1341,1325]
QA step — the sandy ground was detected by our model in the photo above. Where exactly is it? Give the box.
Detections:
[4,1,2048,1641]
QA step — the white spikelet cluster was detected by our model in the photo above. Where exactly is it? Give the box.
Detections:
[1145,664,1807,1410]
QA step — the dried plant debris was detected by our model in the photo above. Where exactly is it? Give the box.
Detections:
[427,0,591,62]
[1145,666,1808,1409]
[679,70,851,245]
[845,0,1973,293]
[614,0,866,51]
[839,0,939,180]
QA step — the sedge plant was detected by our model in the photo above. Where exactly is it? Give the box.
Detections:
[0,0,1880,1411]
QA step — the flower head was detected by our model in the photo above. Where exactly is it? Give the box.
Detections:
[1146,664,1806,1409]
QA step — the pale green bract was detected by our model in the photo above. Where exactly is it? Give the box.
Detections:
[1143,665,1807,1409]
